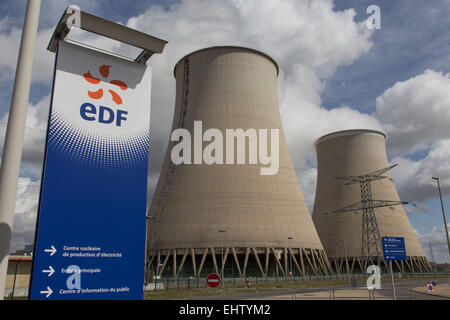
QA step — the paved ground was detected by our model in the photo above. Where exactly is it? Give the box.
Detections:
[262,279,450,300]
[411,283,450,299]
[191,278,450,300]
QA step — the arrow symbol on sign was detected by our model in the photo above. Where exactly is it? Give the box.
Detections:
[40,286,53,298]
[42,266,55,277]
[44,245,57,256]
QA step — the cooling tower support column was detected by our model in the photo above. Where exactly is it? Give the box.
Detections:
[147,247,333,278]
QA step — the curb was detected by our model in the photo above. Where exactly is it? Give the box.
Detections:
[410,289,450,299]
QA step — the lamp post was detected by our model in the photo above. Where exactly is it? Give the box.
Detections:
[145,216,154,264]
[335,241,340,276]
[432,177,450,257]
[145,215,154,284]
[0,0,41,300]
[219,229,226,287]
[288,236,293,279]
[341,220,350,279]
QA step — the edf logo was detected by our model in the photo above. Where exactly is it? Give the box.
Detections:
[81,64,128,126]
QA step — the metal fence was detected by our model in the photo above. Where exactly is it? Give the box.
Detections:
[144,272,450,292]
[145,273,362,291]
[142,272,450,300]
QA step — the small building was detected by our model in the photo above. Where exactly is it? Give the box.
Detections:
[5,256,32,299]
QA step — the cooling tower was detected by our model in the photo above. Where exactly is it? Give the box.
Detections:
[147,46,332,278]
[312,129,431,273]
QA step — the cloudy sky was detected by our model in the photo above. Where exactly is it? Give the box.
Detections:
[1,0,449,263]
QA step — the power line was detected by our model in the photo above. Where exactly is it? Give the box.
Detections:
[0,121,46,134]
[15,195,39,200]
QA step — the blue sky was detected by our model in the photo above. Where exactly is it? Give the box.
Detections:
[1,0,449,263]
[324,0,450,113]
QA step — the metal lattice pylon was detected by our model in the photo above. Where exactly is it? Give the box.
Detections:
[328,164,409,268]
[359,177,382,261]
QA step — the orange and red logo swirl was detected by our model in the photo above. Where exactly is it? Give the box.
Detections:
[83,65,128,105]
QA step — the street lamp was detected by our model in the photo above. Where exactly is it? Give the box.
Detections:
[0,0,41,300]
[335,241,340,276]
[432,177,450,257]
[219,229,227,287]
[145,215,154,262]
[288,237,293,279]
[145,215,154,284]
[341,220,350,279]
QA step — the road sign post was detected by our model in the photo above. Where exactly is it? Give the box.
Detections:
[207,273,221,298]
[388,260,396,300]
[382,236,407,300]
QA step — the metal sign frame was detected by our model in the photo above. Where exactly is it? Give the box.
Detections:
[382,236,406,300]
[47,6,167,64]
[382,236,407,261]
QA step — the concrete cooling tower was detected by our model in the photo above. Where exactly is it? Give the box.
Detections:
[312,129,431,273]
[147,46,332,278]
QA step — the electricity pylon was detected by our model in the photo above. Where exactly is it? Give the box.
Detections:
[327,164,409,269]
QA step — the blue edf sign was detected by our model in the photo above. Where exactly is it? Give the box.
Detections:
[29,41,152,300]
[382,237,407,261]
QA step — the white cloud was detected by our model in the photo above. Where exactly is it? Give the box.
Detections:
[391,139,450,202]
[298,166,317,213]
[31,28,56,83]
[0,1,102,83]
[370,69,450,204]
[10,177,40,253]
[0,94,49,168]
[375,69,450,156]
[0,17,22,82]
[0,18,54,83]
[416,224,450,263]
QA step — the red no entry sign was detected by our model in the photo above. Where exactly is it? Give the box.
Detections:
[206,273,221,288]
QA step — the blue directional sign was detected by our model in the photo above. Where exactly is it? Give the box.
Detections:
[29,41,152,300]
[382,237,407,261]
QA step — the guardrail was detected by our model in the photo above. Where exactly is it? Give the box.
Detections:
[189,287,260,300]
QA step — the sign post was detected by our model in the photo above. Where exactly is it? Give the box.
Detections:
[207,273,221,289]
[29,8,166,300]
[206,273,221,297]
[382,236,407,300]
